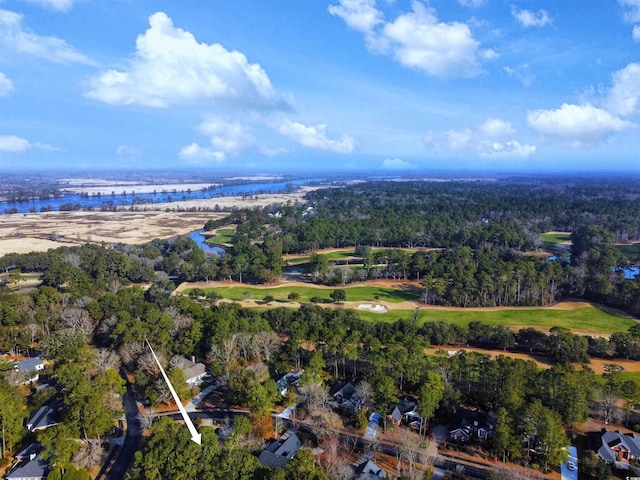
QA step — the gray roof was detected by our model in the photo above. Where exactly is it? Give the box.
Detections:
[26,404,61,432]
[16,357,44,373]
[258,431,302,469]
[13,443,41,461]
[276,370,302,395]
[597,430,640,462]
[5,455,48,479]
[354,453,387,478]
[172,357,206,382]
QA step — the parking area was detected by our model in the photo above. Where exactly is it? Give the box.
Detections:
[560,445,578,480]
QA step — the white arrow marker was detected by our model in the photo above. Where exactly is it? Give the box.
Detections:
[146,340,202,445]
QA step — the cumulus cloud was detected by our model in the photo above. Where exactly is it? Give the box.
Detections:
[87,12,283,109]
[527,103,632,146]
[0,72,13,96]
[426,118,536,158]
[329,0,493,78]
[0,135,59,152]
[458,0,486,7]
[277,118,355,153]
[381,158,414,169]
[20,0,80,12]
[619,0,640,23]
[0,8,93,64]
[179,117,255,163]
[605,63,640,117]
[511,6,552,28]
[178,143,226,163]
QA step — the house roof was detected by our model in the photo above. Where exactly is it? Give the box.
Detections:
[258,431,302,469]
[16,356,44,373]
[13,443,41,461]
[5,455,48,479]
[450,406,493,432]
[26,404,61,432]
[596,429,640,462]
[388,406,402,422]
[353,453,387,478]
[276,370,302,395]
[172,357,206,382]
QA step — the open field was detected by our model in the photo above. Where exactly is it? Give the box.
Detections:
[284,248,358,265]
[60,182,217,195]
[0,189,313,255]
[178,280,637,335]
[539,231,572,244]
[618,242,640,262]
[204,227,236,245]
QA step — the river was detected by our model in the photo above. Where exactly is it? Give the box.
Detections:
[0,178,320,214]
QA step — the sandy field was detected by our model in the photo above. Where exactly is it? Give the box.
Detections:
[0,189,313,255]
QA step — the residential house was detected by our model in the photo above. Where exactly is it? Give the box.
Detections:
[26,403,61,432]
[172,356,207,385]
[449,407,495,443]
[594,429,640,463]
[5,444,48,480]
[276,370,302,397]
[387,396,421,427]
[332,381,364,413]
[353,452,387,478]
[258,430,303,469]
[12,356,45,384]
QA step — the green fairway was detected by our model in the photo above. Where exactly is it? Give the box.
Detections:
[205,228,236,245]
[540,232,571,243]
[285,249,357,265]
[361,306,636,334]
[196,284,421,303]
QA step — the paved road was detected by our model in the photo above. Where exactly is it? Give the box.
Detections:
[101,374,143,480]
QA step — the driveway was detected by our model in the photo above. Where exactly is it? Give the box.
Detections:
[560,445,578,480]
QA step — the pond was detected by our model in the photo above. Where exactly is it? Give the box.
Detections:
[188,230,225,256]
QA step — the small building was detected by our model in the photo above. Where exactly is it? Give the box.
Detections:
[172,356,207,385]
[5,446,48,480]
[258,430,303,469]
[26,404,61,432]
[449,406,495,443]
[353,452,387,478]
[12,356,45,384]
[332,381,364,413]
[594,429,640,463]
[276,370,302,396]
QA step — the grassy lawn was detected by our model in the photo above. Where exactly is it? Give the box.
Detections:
[617,243,640,263]
[540,232,572,243]
[197,284,421,303]
[285,249,357,265]
[356,306,637,334]
[205,227,236,245]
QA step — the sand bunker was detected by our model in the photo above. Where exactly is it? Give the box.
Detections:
[357,303,388,313]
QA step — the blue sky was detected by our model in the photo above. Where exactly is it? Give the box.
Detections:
[1,0,640,173]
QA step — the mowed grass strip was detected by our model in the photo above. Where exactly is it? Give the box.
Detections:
[200,285,421,303]
[539,232,572,243]
[205,228,236,245]
[361,306,636,334]
[617,243,640,262]
[285,249,357,265]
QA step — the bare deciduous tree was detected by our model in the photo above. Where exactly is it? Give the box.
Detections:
[253,331,283,362]
[94,348,119,375]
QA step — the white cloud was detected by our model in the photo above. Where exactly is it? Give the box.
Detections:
[511,6,552,28]
[277,118,355,153]
[382,157,414,169]
[0,8,93,64]
[116,145,142,157]
[178,143,226,162]
[633,24,640,41]
[87,12,282,109]
[458,0,486,8]
[503,64,534,87]
[34,142,62,151]
[0,72,13,96]
[259,146,291,157]
[329,0,492,78]
[20,0,80,12]
[619,0,640,23]
[426,118,536,158]
[328,0,383,33]
[527,103,632,146]
[0,135,31,152]
[605,63,640,117]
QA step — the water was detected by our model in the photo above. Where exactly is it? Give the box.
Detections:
[547,255,639,279]
[1,178,320,214]
[188,230,225,256]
